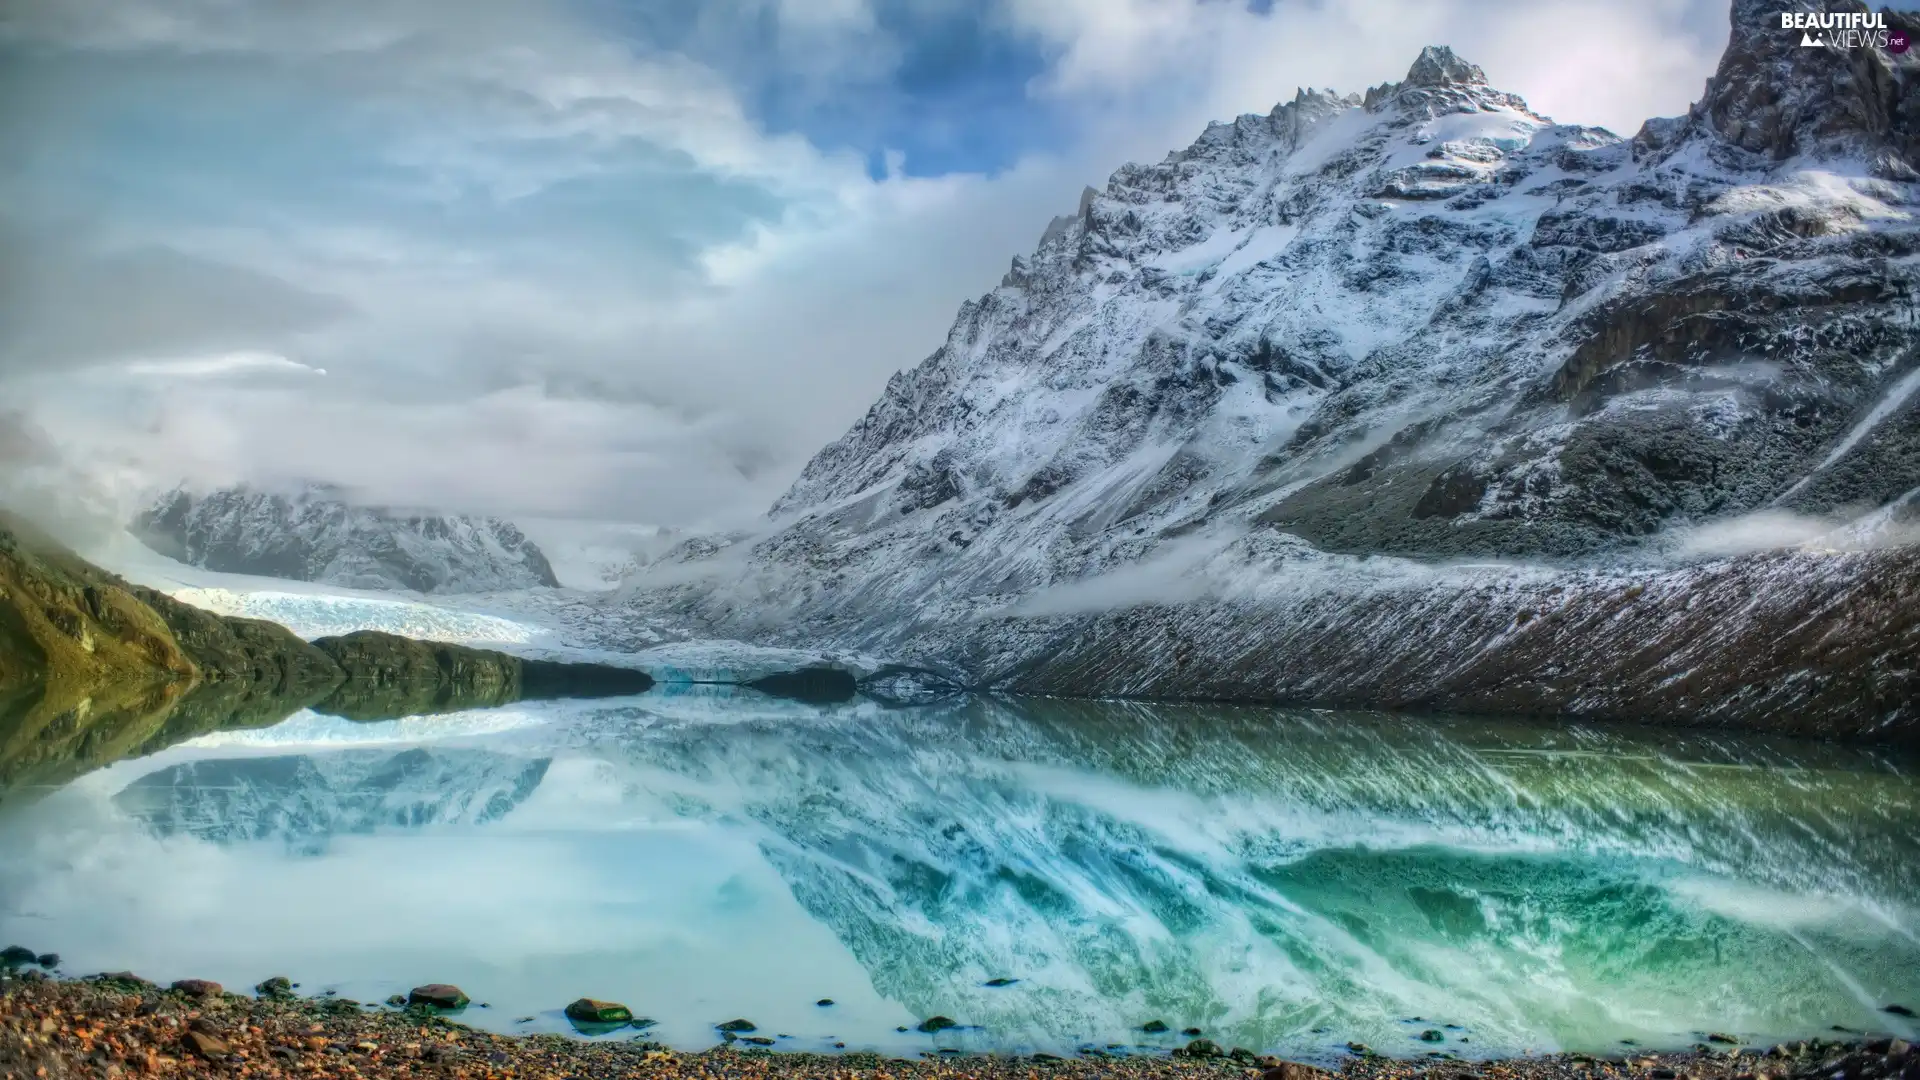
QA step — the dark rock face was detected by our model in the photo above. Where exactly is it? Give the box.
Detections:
[131,485,560,593]
[1667,0,1920,167]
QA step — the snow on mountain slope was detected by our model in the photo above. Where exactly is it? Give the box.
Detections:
[131,484,561,594]
[769,14,1917,567]
[611,0,1920,738]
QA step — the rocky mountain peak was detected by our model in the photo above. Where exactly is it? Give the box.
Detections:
[1362,45,1529,118]
[1651,0,1920,171]
[1403,45,1487,88]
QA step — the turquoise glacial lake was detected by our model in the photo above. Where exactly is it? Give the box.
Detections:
[3,690,1917,1058]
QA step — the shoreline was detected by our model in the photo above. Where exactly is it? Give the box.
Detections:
[4,970,1916,1080]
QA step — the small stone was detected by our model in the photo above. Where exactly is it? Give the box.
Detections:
[0,945,35,967]
[741,1036,776,1046]
[385,994,407,1007]
[1182,1027,1204,1037]
[985,978,1018,988]
[1230,1047,1257,1061]
[185,1031,229,1060]
[1420,1029,1447,1042]
[256,976,295,1000]
[816,999,835,1007]
[1888,1005,1918,1018]
[834,1042,846,1048]
[407,984,470,1009]
[918,1016,958,1034]
[171,979,222,997]
[1141,1020,1170,1034]
[1177,1039,1222,1059]
[716,1019,758,1033]
[565,999,634,1024]
[1652,1069,1679,1079]
[1709,1034,1741,1045]
[1348,1043,1374,1056]
[34,953,58,968]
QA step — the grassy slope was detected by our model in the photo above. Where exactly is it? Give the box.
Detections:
[0,515,650,799]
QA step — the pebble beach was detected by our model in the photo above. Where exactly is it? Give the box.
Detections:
[5,966,1917,1080]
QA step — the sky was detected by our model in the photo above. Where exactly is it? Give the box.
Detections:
[0,0,1741,533]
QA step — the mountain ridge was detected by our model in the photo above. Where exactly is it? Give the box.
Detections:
[132,483,562,594]
[605,0,1920,739]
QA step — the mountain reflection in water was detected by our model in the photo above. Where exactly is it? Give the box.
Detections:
[1,690,1915,1058]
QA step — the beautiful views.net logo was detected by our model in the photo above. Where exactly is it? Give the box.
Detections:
[1779,10,1907,52]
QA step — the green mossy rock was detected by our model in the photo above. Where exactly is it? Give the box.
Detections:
[564,998,634,1024]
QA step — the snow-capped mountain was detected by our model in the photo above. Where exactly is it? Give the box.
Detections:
[613,0,1920,738]
[775,10,1917,561]
[131,484,561,593]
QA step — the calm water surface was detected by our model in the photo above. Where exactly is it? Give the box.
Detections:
[2,690,1917,1058]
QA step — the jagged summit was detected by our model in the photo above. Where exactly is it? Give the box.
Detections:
[1403,45,1487,88]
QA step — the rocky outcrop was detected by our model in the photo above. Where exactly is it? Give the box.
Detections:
[0,514,651,798]
[1655,0,1920,169]
[132,484,560,593]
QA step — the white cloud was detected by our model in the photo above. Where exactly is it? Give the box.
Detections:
[1003,0,1727,136]
[0,0,1734,532]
